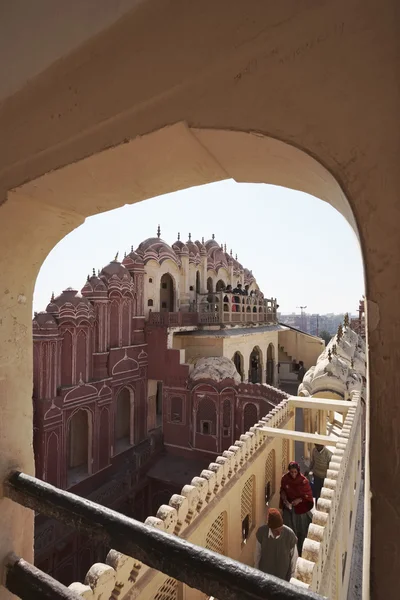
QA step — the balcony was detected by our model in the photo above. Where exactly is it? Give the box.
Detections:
[148,293,278,328]
[1,393,362,600]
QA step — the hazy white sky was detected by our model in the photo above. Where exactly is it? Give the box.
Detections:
[33,180,364,315]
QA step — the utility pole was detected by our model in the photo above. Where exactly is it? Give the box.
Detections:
[297,305,307,332]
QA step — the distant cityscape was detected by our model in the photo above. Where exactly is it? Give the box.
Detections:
[278,311,357,339]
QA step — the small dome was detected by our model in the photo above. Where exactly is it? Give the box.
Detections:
[33,311,58,331]
[190,356,241,384]
[47,287,91,309]
[81,271,107,297]
[172,234,189,256]
[204,237,220,251]
[195,239,207,255]
[123,248,145,271]
[101,260,129,280]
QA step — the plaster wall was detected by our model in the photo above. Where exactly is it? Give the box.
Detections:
[278,330,325,370]
[172,336,224,363]
[143,260,181,317]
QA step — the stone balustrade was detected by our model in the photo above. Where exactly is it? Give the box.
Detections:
[290,391,363,598]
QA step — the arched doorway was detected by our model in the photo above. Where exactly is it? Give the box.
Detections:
[67,409,90,487]
[266,343,275,385]
[216,279,225,291]
[196,270,201,294]
[160,273,175,312]
[249,347,262,384]
[233,351,244,381]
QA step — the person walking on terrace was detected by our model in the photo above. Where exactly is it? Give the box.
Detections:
[254,508,298,582]
[280,461,313,555]
[305,444,333,501]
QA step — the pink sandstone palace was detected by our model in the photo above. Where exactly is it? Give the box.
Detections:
[32,229,321,584]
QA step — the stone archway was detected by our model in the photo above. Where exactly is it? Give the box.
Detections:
[249,346,263,384]
[266,343,275,385]
[160,273,175,312]
[233,351,244,382]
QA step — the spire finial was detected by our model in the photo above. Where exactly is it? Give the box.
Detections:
[51,292,55,302]
[131,245,133,252]
[230,249,233,256]
[235,253,238,261]
[92,268,96,276]
[224,243,227,253]
[87,274,90,281]
[188,233,191,241]
[114,251,119,261]
[124,251,126,258]
[97,269,100,276]
[157,225,161,238]
[220,244,223,251]
[344,312,349,327]
[328,349,332,362]
[202,236,205,244]
[177,232,180,241]
[212,233,215,240]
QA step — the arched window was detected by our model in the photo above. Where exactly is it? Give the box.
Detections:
[243,402,258,432]
[249,346,262,383]
[67,409,90,487]
[76,329,87,382]
[148,298,154,307]
[115,388,132,453]
[266,343,275,385]
[160,273,175,312]
[121,300,130,346]
[233,351,244,381]
[241,475,255,543]
[109,299,119,347]
[170,396,183,424]
[196,270,201,294]
[196,396,216,435]
[61,329,73,386]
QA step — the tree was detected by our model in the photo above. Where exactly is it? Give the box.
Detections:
[320,330,331,346]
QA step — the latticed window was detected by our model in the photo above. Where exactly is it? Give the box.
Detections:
[243,402,258,433]
[282,439,289,473]
[154,577,178,600]
[241,475,255,542]
[205,511,227,555]
[265,449,276,502]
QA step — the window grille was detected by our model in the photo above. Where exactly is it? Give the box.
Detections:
[241,475,255,541]
[282,439,289,473]
[205,511,226,556]
[265,449,276,502]
[154,577,178,600]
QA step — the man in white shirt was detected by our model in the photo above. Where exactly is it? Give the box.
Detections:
[254,508,298,581]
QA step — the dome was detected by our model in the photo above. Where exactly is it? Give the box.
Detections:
[47,287,91,309]
[32,311,58,331]
[101,260,129,280]
[81,270,107,297]
[136,236,178,265]
[195,239,207,255]
[172,234,189,256]
[190,356,241,384]
[123,247,145,271]
[204,236,220,251]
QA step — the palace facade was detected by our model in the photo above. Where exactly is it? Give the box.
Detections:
[32,229,323,583]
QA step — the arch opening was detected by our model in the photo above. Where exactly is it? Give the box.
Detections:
[233,351,244,382]
[249,346,263,384]
[115,387,133,454]
[67,409,91,487]
[160,273,175,312]
[266,343,275,386]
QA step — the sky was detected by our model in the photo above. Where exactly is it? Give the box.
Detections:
[33,180,364,315]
